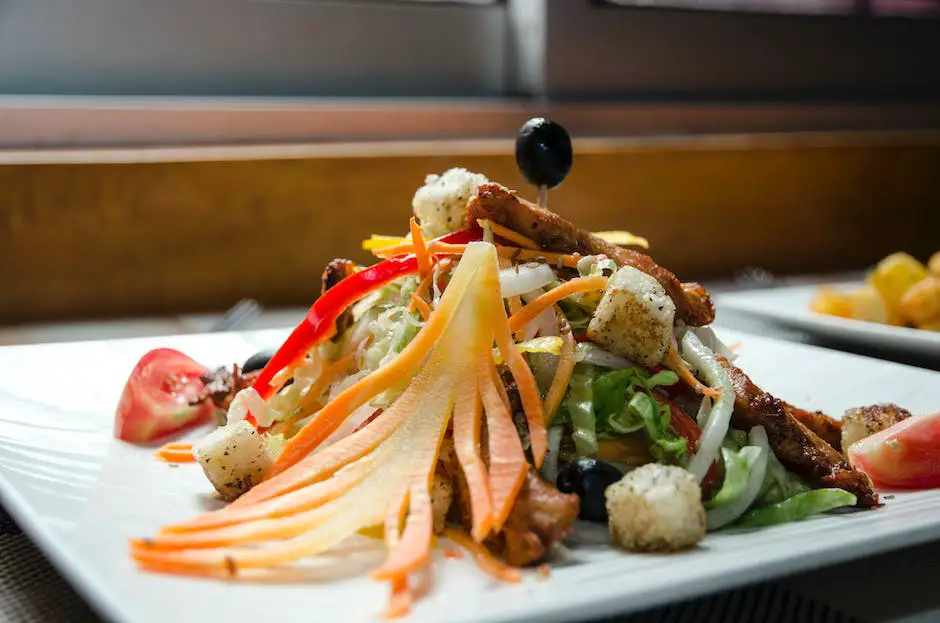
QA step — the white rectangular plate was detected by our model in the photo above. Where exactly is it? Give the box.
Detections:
[716,282,940,358]
[1,329,939,623]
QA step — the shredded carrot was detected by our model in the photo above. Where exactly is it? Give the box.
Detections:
[154,446,196,463]
[536,564,551,578]
[384,576,413,619]
[130,242,539,618]
[263,277,466,480]
[476,219,539,250]
[293,349,358,417]
[728,341,743,352]
[479,361,528,531]
[442,529,522,584]
[409,217,432,279]
[452,369,494,541]
[372,481,434,580]
[443,547,464,559]
[665,339,722,399]
[373,241,583,269]
[490,293,548,467]
[507,276,608,334]
[542,307,577,423]
[409,293,432,321]
[408,270,436,314]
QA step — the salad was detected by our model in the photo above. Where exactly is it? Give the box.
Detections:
[120,119,928,618]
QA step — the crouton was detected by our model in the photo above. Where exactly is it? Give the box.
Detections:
[586,266,676,367]
[841,403,912,457]
[605,464,705,552]
[412,168,489,238]
[193,421,273,501]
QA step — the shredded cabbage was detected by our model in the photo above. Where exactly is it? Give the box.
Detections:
[729,489,857,529]
[540,426,565,485]
[564,364,598,457]
[681,331,734,482]
[706,426,769,530]
[556,364,684,460]
[575,342,635,369]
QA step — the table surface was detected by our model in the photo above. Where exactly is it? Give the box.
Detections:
[2,283,939,623]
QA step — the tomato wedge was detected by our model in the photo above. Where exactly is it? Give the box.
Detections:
[115,348,214,443]
[848,411,940,490]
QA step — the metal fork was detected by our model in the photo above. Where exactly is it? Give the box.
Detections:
[209,298,264,332]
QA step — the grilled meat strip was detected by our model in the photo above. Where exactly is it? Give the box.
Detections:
[321,258,358,337]
[467,182,715,327]
[783,403,843,451]
[720,358,878,507]
[494,468,580,567]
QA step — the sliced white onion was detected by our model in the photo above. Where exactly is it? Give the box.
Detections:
[539,426,565,485]
[575,342,636,370]
[681,331,734,482]
[520,289,556,340]
[226,387,271,427]
[691,326,738,362]
[695,395,712,427]
[706,426,770,530]
[498,264,555,298]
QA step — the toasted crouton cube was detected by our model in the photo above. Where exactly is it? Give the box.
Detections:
[841,403,912,457]
[193,421,273,501]
[606,464,705,552]
[412,168,489,238]
[586,266,676,367]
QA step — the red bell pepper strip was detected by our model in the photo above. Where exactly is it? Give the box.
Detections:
[665,399,719,499]
[251,226,483,400]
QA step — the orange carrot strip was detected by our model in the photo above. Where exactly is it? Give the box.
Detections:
[384,577,413,619]
[476,219,538,250]
[142,497,350,550]
[294,349,359,415]
[507,276,608,334]
[410,217,432,279]
[443,529,522,583]
[158,460,373,536]
[490,294,548,466]
[384,486,409,548]
[443,547,464,560]
[154,446,196,463]
[665,339,722,399]
[163,442,193,450]
[409,293,432,321]
[230,370,437,510]
[408,270,436,314]
[542,308,576,422]
[263,269,476,480]
[373,242,582,269]
[132,503,375,572]
[452,368,493,541]
[478,361,528,532]
[372,482,433,580]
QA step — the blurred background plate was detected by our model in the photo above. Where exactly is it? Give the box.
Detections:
[716,282,940,358]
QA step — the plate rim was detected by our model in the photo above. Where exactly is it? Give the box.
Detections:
[1,328,939,623]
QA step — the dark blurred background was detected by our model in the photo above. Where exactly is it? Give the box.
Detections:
[1,0,939,326]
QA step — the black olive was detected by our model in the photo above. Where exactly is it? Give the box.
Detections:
[515,117,573,190]
[556,458,623,523]
[242,349,275,374]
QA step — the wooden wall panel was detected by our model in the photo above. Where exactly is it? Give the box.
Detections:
[1,134,938,325]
